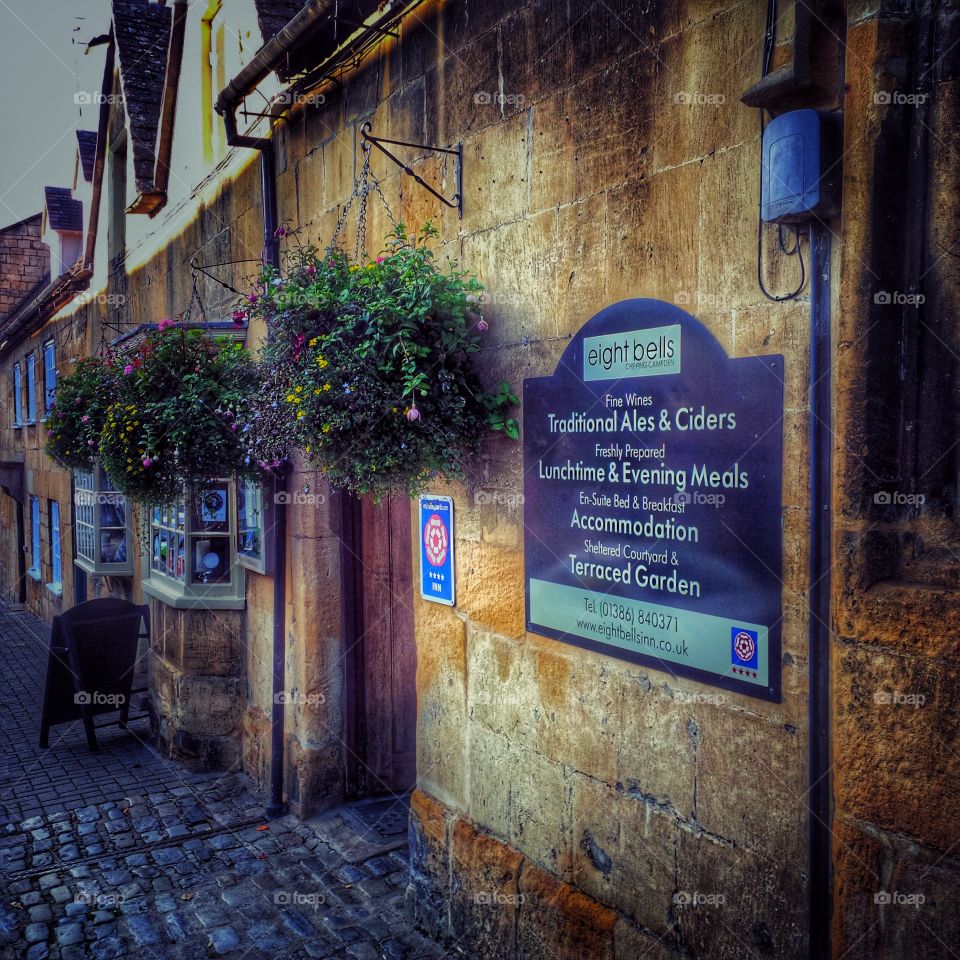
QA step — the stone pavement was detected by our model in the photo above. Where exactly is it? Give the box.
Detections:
[0,601,452,959]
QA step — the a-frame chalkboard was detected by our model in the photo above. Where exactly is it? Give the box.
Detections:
[39,597,150,752]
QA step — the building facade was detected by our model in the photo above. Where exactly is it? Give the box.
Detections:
[0,1,956,958]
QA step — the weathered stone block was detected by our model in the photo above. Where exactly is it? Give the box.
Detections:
[450,818,523,960]
[407,790,451,941]
[517,861,616,960]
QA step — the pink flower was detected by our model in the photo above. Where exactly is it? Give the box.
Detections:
[157,317,174,331]
[123,364,134,375]
[406,406,421,422]
[305,264,316,277]
[248,293,257,305]
[232,310,247,327]
[477,319,489,332]
[376,257,384,264]
[87,439,95,446]
[142,458,153,468]
[80,415,90,423]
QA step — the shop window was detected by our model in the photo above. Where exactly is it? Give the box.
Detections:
[236,478,272,574]
[47,501,62,596]
[25,353,36,423]
[142,481,245,609]
[12,362,22,426]
[28,495,41,580]
[74,465,134,577]
[43,340,57,415]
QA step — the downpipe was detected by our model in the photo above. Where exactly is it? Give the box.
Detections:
[808,222,832,959]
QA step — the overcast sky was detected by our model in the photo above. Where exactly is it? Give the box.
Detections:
[0,0,110,227]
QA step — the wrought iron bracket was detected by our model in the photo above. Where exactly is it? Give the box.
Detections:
[360,121,463,219]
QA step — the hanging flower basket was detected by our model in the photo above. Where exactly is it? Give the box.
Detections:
[45,357,120,471]
[98,321,261,502]
[247,223,519,498]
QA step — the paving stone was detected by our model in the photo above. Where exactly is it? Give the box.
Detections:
[208,924,242,954]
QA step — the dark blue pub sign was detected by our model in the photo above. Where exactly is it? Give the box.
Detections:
[523,299,785,701]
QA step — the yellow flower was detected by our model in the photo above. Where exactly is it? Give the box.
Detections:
[313,389,321,395]
[316,356,328,369]
[308,337,319,347]
[285,393,296,403]
[323,383,331,392]
[322,423,331,433]
[296,410,305,419]
[295,385,303,393]
[349,265,360,273]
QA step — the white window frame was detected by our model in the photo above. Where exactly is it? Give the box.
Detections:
[28,495,41,580]
[12,362,23,427]
[141,480,246,610]
[73,465,135,577]
[43,339,57,416]
[24,353,36,424]
[236,478,273,574]
[47,500,62,597]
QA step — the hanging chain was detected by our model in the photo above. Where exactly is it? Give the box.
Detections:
[182,268,207,325]
[328,132,399,260]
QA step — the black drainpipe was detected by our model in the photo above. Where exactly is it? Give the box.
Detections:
[808,222,832,959]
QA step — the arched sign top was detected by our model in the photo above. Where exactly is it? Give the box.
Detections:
[553,298,731,378]
[523,298,785,701]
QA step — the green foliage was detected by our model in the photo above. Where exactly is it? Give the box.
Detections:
[245,223,519,497]
[98,323,260,502]
[44,357,119,471]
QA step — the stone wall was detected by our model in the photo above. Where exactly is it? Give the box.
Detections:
[267,0,827,956]
[0,214,47,321]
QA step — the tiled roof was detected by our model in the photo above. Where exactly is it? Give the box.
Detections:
[44,187,83,234]
[253,0,308,46]
[76,130,97,183]
[111,0,171,193]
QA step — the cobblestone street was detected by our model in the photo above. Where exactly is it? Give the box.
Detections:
[0,603,450,959]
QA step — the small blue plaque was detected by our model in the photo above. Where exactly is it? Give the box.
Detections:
[419,495,455,605]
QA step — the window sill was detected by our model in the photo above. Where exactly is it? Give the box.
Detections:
[142,577,246,610]
[26,568,41,582]
[74,556,134,577]
[12,423,22,430]
[45,582,62,598]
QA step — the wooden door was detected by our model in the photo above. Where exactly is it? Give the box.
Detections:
[344,495,417,798]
